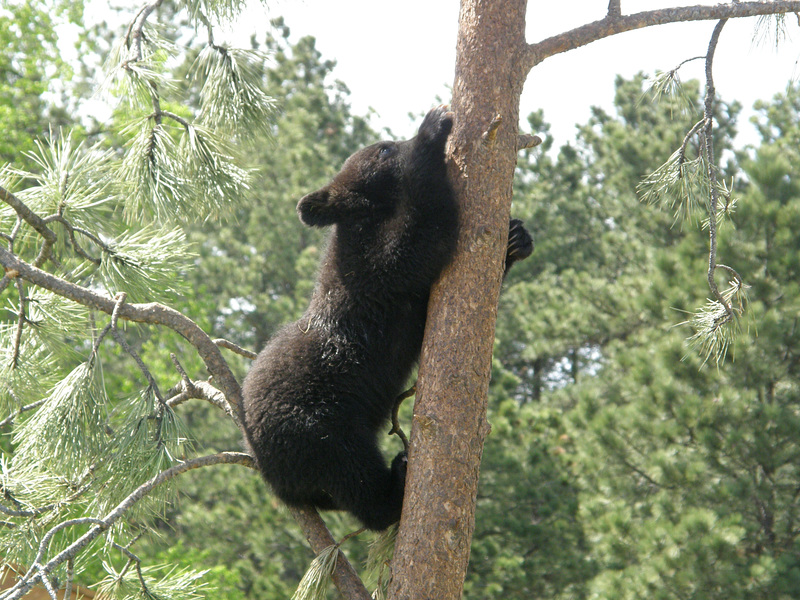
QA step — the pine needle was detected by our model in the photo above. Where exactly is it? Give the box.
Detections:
[190,45,276,141]
[638,149,709,225]
[291,544,339,600]
[683,279,748,366]
[364,525,398,598]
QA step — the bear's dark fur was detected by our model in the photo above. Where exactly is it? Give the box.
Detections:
[242,107,532,530]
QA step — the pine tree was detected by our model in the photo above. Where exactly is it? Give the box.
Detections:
[0,1,275,598]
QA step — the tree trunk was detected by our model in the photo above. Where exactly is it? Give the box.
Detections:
[388,1,528,598]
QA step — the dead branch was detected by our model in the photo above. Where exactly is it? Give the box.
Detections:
[517,133,543,152]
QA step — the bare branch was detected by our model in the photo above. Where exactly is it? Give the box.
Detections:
[0,398,46,429]
[166,379,234,416]
[525,1,800,71]
[44,215,106,265]
[214,338,258,360]
[390,385,416,453]
[107,292,167,403]
[109,541,159,599]
[517,133,543,152]
[10,279,26,369]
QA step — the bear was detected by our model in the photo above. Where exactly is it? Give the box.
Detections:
[242,106,533,531]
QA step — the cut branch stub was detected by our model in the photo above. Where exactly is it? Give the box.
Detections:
[517,133,543,151]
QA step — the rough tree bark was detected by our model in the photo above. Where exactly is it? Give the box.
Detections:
[389,1,800,599]
[388,2,529,598]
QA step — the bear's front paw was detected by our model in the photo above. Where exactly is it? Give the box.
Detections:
[506,218,534,266]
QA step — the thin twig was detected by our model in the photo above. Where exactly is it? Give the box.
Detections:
[0,398,46,429]
[701,20,734,321]
[197,10,215,46]
[337,528,367,547]
[110,541,159,599]
[389,385,416,452]
[169,353,193,391]
[44,215,108,265]
[10,279,26,369]
[125,0,164,65]
[160,110,192,131]
[678,118,707,165]
[213,338,258,360]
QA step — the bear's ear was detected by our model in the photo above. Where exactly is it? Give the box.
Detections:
[297,188,336,227]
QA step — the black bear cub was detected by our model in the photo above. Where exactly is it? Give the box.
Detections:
[243,106,532,530]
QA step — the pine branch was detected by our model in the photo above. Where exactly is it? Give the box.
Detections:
[0,452,254,600]
[0,248,243,417]
[1,251,370,600]
[525,1,800,71]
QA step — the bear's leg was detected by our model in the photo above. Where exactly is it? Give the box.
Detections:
[321,437,407,531]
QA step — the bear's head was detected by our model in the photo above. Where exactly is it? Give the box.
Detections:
[297,106,453,228]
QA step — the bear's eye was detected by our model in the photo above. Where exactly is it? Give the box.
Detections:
[378,145,396,159]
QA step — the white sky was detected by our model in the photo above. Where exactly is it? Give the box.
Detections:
[227,0,800,147]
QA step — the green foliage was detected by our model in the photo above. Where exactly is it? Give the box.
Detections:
[13,362,106,478]
[97,561,209,600]
[191,45,276,139]
[0,0,78,165]
[491,76,800,600]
